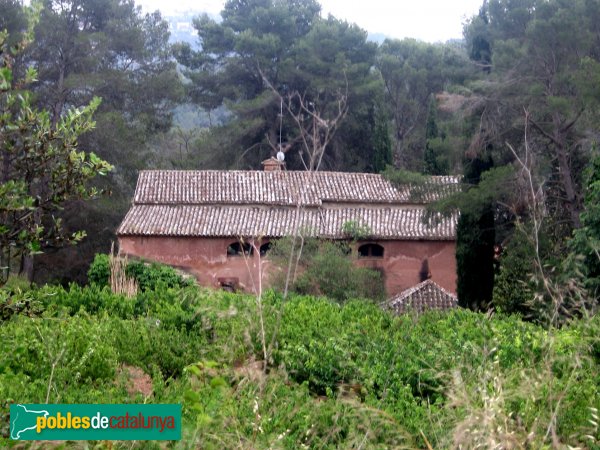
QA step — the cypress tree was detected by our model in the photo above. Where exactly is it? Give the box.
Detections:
[372,104,393,173]
[570,153,600,301]
[456,155,496,310]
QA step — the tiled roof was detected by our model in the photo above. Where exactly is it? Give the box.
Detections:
[133,170,459,206]
[117,205,457,240]
[386,280,459,314]
[117,170,459,240]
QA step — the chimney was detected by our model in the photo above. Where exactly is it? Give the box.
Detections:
[261,157,285,171]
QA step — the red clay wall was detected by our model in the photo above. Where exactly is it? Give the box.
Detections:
[118,236,456,296]
[354,240,456,295]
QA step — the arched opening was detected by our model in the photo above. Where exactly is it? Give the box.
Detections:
[259,242,272,257]
[227,242,253,257]
[358,243,384,258]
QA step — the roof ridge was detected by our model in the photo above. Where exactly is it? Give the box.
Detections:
[137,168,461,178]
[389,279,436,303]
[388,279,458,305]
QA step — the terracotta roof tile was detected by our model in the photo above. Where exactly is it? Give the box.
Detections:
[117,205,457,240]
[118,170,459,240]
[133,170,459,206]
[386,280,459,314]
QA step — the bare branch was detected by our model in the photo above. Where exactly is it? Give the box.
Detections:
[257,64,349,171]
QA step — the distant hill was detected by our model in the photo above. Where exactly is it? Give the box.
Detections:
[367,32,389,44]
[164,10,221,47]
[164,10,392,48]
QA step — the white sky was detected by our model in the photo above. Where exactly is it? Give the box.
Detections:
[138,0,484,43]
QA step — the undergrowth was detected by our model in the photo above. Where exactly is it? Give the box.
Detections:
[0,278,599,449]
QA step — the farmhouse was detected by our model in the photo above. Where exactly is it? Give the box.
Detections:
[117,163,459,297]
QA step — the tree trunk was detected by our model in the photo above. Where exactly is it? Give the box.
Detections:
[21,254,35,282]
[393,129,405,168]
[51,64,66,129]
[556,147,581,228]
[553,114,582,229]
[2,148,9,183]
[0,246,9,283]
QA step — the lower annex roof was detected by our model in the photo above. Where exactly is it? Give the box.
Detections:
[386,280,459,313]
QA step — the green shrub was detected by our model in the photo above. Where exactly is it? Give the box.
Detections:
[41,279,204,328]
[1,280,598,448]
[270,238,385,302]
[493,231,536,315]
[87,253,110,286]
[0,315,121,405]
[272,295,599,443]
[33,283,135,318]
[0,287,44,321]
[87,253,194,291]
[110,318,208,379]
[178,362,413,449]
[2,274,33,293]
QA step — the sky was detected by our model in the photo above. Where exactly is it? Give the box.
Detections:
[137,0,484,43]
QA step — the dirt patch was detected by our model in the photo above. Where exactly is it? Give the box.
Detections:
[436,91,471,114]
[233,358,266,386]
[118,364,153,398]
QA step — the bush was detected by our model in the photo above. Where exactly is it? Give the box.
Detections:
[0,315,122,405]
[33,282,217,335]
[109,318,208,379]
[493,231,536,315]
[126,260,194,291]
[87,253,194,291]
[33,283,135,318]
[272,295,600,445]
[87,253,110,286]
[0,287,44,321]
[270,238,385,302]
[1,280,598,448]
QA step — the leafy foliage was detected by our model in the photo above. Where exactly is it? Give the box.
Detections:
[492,230,535,315]
[88,253,194,291]
[0,31,113,281]
[6,0,183,285]
[269,237,385,302]
[2,277,598,448]
[463,0,600,233]
[570,153,600,302]
[376,38,476,169]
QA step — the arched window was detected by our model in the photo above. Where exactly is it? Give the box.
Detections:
[227,242,253,257]
[358,243,384,258]
[259,242,272,257]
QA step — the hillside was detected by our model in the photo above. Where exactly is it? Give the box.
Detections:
[1,261,599,448]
